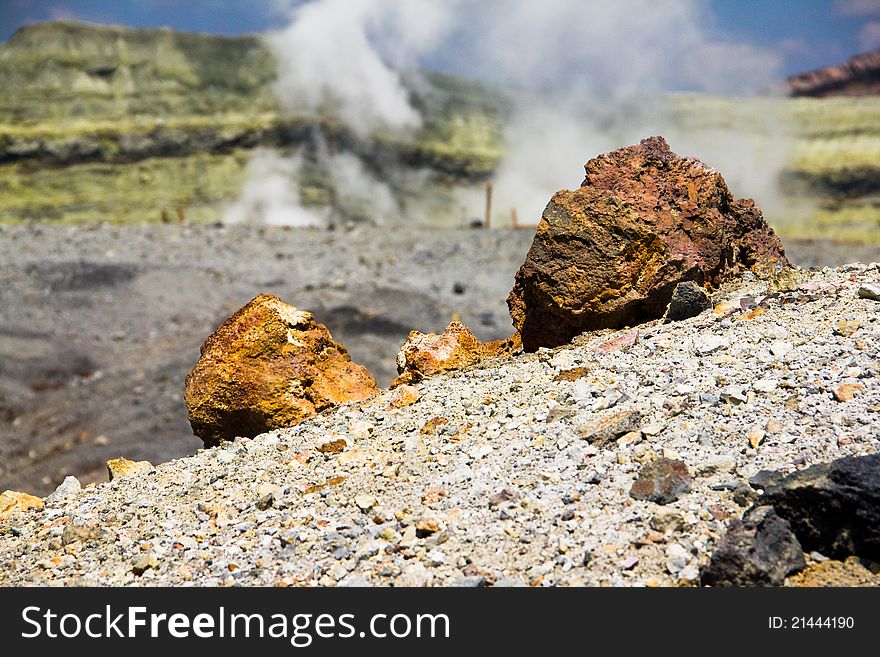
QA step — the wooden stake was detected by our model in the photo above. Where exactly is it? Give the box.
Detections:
[511,207,519,229]
[484,181,493,229]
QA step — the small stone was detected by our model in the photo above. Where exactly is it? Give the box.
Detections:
[694,335,727,356]
[833,383,864,403]
[857,283,880,301]
[316,438,348,454]
[748,430,766,449]
[132,553,159,576]
[388,385,421,409]
[45,476,81,504]
[577,409,642,445]
[665,543,690,574]
[665,281,712,322]
[256,493,274,511]
[650,510,685,534]
[619,556,639,570]
[354,495,377,511]
[415,516,442,537]
[721,385,748,405]
[640,420,667,437]
[630,458,692,505]
[765,418,783,434]
[425,549,446,567]
[616,431,642,448]
[554,366,593,382]
[752,378,779,393]
[679,564,700,581]
[591,328,639,353]
[835,320,861,337]
[713,300,740,315]
[106,457,153,481]
[769,340,792,358]
[488,488,520,507]
[392,322,520,386]
[696,455,736,476]
[420,416,449,435]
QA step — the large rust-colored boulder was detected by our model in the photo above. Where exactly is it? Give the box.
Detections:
[391,321,521,387]
[185,294,378,446]
[508,136,789,351]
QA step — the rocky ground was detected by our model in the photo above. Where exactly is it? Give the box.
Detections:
[0,223,533,495]
[0,257,877,586]
[2,223,879,497]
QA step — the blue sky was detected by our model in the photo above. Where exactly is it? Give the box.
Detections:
[2,0,880,77]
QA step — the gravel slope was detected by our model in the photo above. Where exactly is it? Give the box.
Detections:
[1,262,877,586]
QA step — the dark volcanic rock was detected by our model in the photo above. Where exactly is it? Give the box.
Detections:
[665,281,712,322]
[701,506,805,587]
[630,457,692,505]
[507,136,789,351]
[761,454,880,561]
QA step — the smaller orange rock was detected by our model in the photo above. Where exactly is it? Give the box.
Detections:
[835,320,861,337]
[107,457,154,481]
[316,438,348,454]
[420,416,449,435]
[833,383,864,402]
[0,490,44,523]
[185,294,378,446]
[748,430,766,449]
[713,300,739,315]
[388,384,421,409]
[736,307,765,321]
[554,366,593,382]
[392,322,521,387]
[415,516,442,536]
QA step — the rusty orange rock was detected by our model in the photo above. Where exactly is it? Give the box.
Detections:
[392,321,521,387]
[185,294,378,446]
[508,136,789,351]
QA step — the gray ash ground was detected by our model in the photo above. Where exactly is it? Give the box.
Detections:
[0,224,533,494]
[0,250,877,586]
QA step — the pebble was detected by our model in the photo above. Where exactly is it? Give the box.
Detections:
[857,283,880,301]
[45,476,81,504]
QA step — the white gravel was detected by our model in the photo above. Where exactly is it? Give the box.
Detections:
[1,262,878,587]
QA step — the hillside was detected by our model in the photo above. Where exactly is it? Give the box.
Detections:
[0,21,878,240]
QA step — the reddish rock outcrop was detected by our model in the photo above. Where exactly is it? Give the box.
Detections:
[788,49,880,97]
[185,294,378,446]
[507,137,789,351]
[392,321,521,387]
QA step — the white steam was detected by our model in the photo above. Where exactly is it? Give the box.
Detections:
[227,0,790,228]
[224,149,324,226]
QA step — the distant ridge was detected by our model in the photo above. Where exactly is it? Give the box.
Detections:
[788,49,880,97]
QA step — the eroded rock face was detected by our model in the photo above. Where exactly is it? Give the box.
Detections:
[392,321,521,387]
[508,136,789,351]
[185,294,378,446]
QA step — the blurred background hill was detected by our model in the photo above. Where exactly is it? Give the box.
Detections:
[0,20,878,242]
